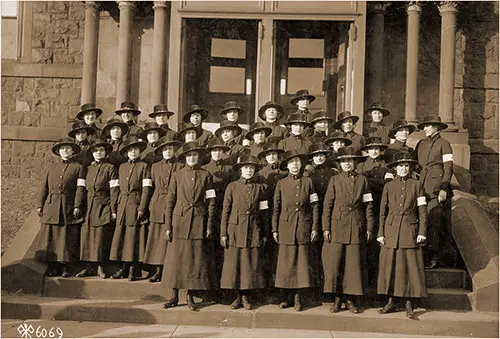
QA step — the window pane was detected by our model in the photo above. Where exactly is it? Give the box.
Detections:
[2,17,17,59]
[211,38,246,59]
[287,67,324,95]
[209,66,245,93]
[289,39,324,59]
[1,1,17,17]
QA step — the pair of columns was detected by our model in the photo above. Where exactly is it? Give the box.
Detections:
[369,1,458,131]
[80,1,168,110]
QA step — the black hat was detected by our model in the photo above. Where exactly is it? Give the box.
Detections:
[335,146,362,161]
[366,102,390,117]
[245,122,272,140]
[310,111,335,124]
[206,138,230,152]
[182,104,208,123]
[139,121,167,140]
[257,141,285,160]
[119,136,147,155]
[324,131,353,146]
[361,136,388,151]
[283,113,311,127]
[76,103,103,120]
[101,117,129,139]
[233,154,262,171]
[417,115,448,131]
[176,122,199,138]
[291,89,316,105]
[334,111,360,130]
[86,138,113,159]
[68,120,96,138]
[219,101,245,118]
[387,150,419,168]
[52,137,81,156]
[389,119,416,138]
[309,142,333,156]
[115,102,141,116]
[154,135,182,155]
[215,120,243,138]
[149,104,175,118]
[280,149,309,171]
[177,141,206,160]
[258,101,284,121]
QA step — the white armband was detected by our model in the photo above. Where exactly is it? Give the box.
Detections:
[259,200,269,210]
[205,189,216,199]
[417,196,427,206]
[442,153,453,163]
[384,172,394,180]
[77,179,86,187]
[362,193,373,203]
[109,179,119,188]
[142,179,153,187]
[309,193,319,203]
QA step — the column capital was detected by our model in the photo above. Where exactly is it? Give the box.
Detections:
[438,1,458,14]
[84,1,100,10]
[116,1,137,11]
[368,2,391,14]
[153,1,168,10]
[407,1,422,14]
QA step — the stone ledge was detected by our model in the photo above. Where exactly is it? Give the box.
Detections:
[2,125,65,142]
[469,139,499,154]
[1,63,82,78]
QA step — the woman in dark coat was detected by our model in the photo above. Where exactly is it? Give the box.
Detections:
[109,137,152,281]
[377,151,428,320]
[272,149,320,311]
[69,120,94,167]
[102,117,129,166]
[143,135,182,282]
[36,137,86,277]
[76,139,118,279]
[162,142,217,311]
[220,155,269,310]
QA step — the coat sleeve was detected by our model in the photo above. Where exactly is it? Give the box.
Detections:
[259,183,271,238]
[37,170,49,209]
[139,165,152,213]
[272,181,282,234]
[74,165,87,209]
[440,140,454,191]
[205,174,216,234]
[165,173,177,232]
[110,165,119,214]
[417,185,428,237]
[310,181,320,232]
[363,177,375,234]
[322,176,335,232]
[220,183,233,238]
[378,184,389,239]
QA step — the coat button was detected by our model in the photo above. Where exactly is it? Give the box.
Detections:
[246,211,250,214]
[295,208,299,211]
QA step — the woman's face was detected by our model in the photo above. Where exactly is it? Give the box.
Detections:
[185,151,199,167]
[290,123,304,136]
[287,156,302,174]
[331,140,345,152]
[423,124,439,137]
[341,118,354,132]
[92,146,107,161]
[190,113,202,126]
[147,130,160,143]
[340,159,355,172]
[83,111,97,125]
[127,146,141,160]
[155,113,169,126]
[185,130,197,142]
[313,153,326,165]
[110,126,122,139]
[367,147,381,159]
[241,165,255,179]
[371,110,383,123]
[253,131,266,144]
[297,98,309,110]
[221,129,235,142]
[225,110,239,122]
[314,120,328,132]
[58,145,74,160]
[161,145,175,160]
[211,148,224,161]
[396,162,411,177]
[265,108,278,121]
[265,151,278,164]
[121,112,134,123]
[75,130,88,142]
[395,127,410,141]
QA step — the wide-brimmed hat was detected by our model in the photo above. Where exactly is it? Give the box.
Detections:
[335,146,362,161]
[101,117,129,139]
[119,136,147,155]
[245,122,272,140]
[176,141,206,160]
[309,142,333,156]
[68,120,96,138]
[389,119,416,138]
[206,138,230,152]
[361,136,388,151]
[283,113,311,127]
[115,101,141,116]
[258,141,285,160]
[311,111,335,125]
[149,104,175,118]
[417,115,448,130]
[365,102,390,117]
[154,135,182,155]
[233,154,262,172]
[86,138,113,159]
[215,120,242,138]
[52,137,81,156]
[182,104,208,123]
[176,122,199,138]
[334,111,360,130]
[291,89,316,105]
[280,149,309,171]
[76,103,103,120]
[219,101,245,118]
[324,131,353,146]
[258,101,284,121]
[139,121,166,140]
[387,150,419,168]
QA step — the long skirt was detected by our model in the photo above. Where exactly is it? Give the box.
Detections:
[79,223,114,262]
[143,222,168,265]
[109,223,147,262]
[322,242,366,295]
[275,244,316,289]
[162,238,217,290]
[36,223,81,263]
[377,247,427,298]
[221,246,265,290]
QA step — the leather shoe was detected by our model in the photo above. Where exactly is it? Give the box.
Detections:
[112,268,126,279]
[279,301,290,309]
[61,265,71,278]
[242,295,252,310]
[405,300,418,320]
[128,265,136,281]
[187,294,196,311]
[163,297,179,309]
[46,263,60,277]
[149,266,162,283]
[97,265,107,279]
[346,299,359,314]
[75,267,90,278]
[378,297,398,314]
[231,295,242,310]
[294,293,303,312]
[330,296,341,313]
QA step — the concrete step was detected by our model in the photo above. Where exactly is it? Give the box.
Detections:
[2,294,498,337]
[424,288,472,311]
[425,268,468,289]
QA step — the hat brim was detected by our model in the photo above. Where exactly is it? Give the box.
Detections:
[335,154,362,161]
[283,120,311,127]
[416,121,448,130]
[309,149,333,157]
[388,124,416,138]
[233,161,262,172]
[140,127,166,140]
[215,126,242,138]
[258,148,285,159]
[119,141,147,155]
[206,144,231,152]
[245,127,272,140]
[279,154,309,171]
[361,143,388,151]
[52,142,81,156]
[311,117,335,124]
[334,116,360,129]
[154,140,182,155]
[366,107,390,117]
[149,111,175,118]
[115,109,141,116]
[177,146,207,160]
[258,104,284,121]
[291,95,316,106]
[183,109,208,123]
[324,137,352,146]
[76,107,103,120]
[102,122,129,138]
[86,143,113,159]
[68,126,96,138]
[219,106,245,118]
[387,159,419,168]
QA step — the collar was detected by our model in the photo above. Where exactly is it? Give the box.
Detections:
[289,172,302,179]
[266,120,278,125]
[397,174,410,181]
[298,108,309,114]
[343,170,357,178]
[393,139,406,147]
[92,160,103,165]
[368,156,382,162]
[163,157,175,163]
[128,158,139,164]
[126,121,136,126]
[429,132,441,140]
[239,177,255,184]
[369,121,385,127]
[291,133,304,139]
[110,138,122,144]
[185,164,200,171]
[225,139,236,147]
[61,159,70,164]
[345,130,356,136]
[211,159,223,166]
[269,163,279,170]
[78,140,90,146]
[149,142,158,147]
[314,131,326,136]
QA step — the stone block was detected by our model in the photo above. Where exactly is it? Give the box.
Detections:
[72,79,82,89]
[24,112,41,127]
[7,111,23,126]
[41,117,66,128]
[485,89,499,103]
[3,78,24,92]
[72,54,84,65]
[485,74,499,89]
[45,34,67,49]
[1,110,8,125]
[34,78,53,89]
[10,157,22,165]
[60,89,81,106]
[32,2,47,13]
[24,78,35,90]
[484,126,499,140]
[53,52,72,64]
[46,1,67,13]
[13,142,35,157]
[36,88,59,101]
[55,20,78,36]
[32,49,53,64]
[2,165,21,178]
[68,2,85,21]
[1,149,11,163]
[50,13,69,21]
[52,78,71,89]
[2,92,16,112]
[68,38,84,55]
[15,100,30,113]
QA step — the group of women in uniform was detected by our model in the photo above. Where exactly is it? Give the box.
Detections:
[35,89,454,321]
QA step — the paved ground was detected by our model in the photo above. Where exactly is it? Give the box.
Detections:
[2,319,458,338]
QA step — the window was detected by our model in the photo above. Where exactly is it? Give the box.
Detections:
[209,37,248,94]
[2,1,19,60]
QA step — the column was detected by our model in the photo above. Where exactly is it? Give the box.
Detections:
[151,1,168,104]
[81,1,100,105]
[438,1,459,131]
[405,1,421,124]
[115,1,136,107]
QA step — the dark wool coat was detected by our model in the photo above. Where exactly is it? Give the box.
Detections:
[305,163,336,201]
[247,142,266,158]
[202,159,235,209]
[258,163,288,201]
[344,131,365,153]
[364,122,390,145]
[196,126,215,147]
[107,139,127,166]
[86,123,102,143]
[356,156,390,197]
[84,161,119,226]
[384,139,416,164]
[141,142,163,165]
[122,123,143,139]
[264,121,289,139]
[310,131,328,144]
[232,126,248,145]
[278,134,313,154]
[224,139,246,165]
[149,159,183,224]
